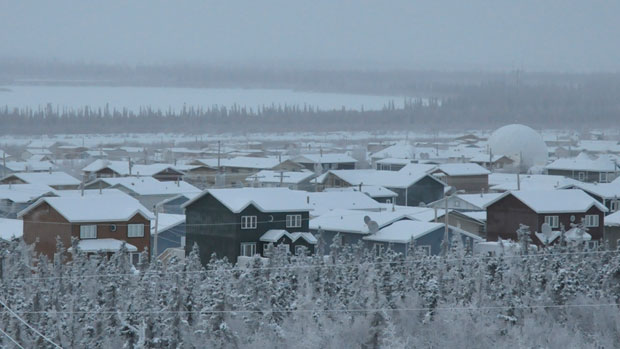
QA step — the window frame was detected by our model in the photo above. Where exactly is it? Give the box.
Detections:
[240,242,257,257]
[544,215,559,228]
[79,224,97,239]
[611,200,619,212]
[417,245,431,256]
[127,223,145,238]
[241,216,257,229]
[599,172,608,183]
[585,214,599,228]
[286,214,302,228]
[578,172,586,181]
[373,243,384,256]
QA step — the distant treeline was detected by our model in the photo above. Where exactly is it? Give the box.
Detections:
[2,61,620,134]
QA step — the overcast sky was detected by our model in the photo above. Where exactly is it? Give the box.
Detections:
[1,0,619,72]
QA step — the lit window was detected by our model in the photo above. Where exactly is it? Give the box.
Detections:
[241,216,257,229]
[240,242,257,257]
[286,214,302,228]
[80,225,97,239]
[585,215,599,227]
[128,224,145,237]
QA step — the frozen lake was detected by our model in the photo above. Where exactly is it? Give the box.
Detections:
[0,85,401,113]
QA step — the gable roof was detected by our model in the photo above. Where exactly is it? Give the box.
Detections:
[18,195,154,222]
[2,171,80,187]
[88,177,201,196]
[0,184,56,203]
[83,160,181,177]
[324,185,397,198]
[182,187,310,213]
[293,153,357,164]
[322,169,445,189]
[362,220,445,243]
[246,170,315,184]
[2,161,56,172]
[309,209,416,234]
[436,163,491,176]
[194,156,281,169]
[545,152,619,172]
[561,181,620,200]
[484,189,608,214]
[456,193,503,209]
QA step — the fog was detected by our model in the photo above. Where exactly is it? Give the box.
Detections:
[1,0,620,72]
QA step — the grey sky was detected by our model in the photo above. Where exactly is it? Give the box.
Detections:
[1,0,619,72]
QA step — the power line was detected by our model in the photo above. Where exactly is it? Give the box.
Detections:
[4,249,618,283]
[0,302,618,315]
[0,299,62,349]
[0,327,24,349]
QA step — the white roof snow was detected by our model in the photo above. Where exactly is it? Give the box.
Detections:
[151,213,185,234]
[363,220,444,243]
[0,184,55,203]
[75,238,138,253]
[293,153,357,164]
[489,173,580,192]
[18,195,154,222]
[457,193,503,209]
[436,163,490,176]
[91,177,201,196]
[545,152,619,172]
[183,187,311,213]
[259,230,317,244]
[83,160,181,177]
[306,191,384,215]
[0,218,23,240]
[605,211,620,227]
[563,181,620,199]
[246,170,315,184]
[309,209,416,234]
[3,161,56,172]
[196,156,281,169]
[324,169,444,189]
[324,185,398,198]
[3,171,80,187]
[484,189,608,214]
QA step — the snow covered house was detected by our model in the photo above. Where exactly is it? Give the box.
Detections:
[245,170,317,190]
[84,176,201,210]
[0,160,57,174]
[545,153,619,183]
[432,163,490,193]
[428,193,503,212]
[324,185,398,204]
[485,189,608,246]
[0,171,81,190]
[0,184,56,218]
[19,195,154,262]
[183,188,315,265]
[291,153,357,172]
[319,169,445,207]
[151,213,186,257]
[82,160,185,182]
[559,181,620,213]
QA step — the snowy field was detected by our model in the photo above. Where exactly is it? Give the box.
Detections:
[0,84,403,112]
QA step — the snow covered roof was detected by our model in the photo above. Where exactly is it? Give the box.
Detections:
[90,177,201,196]
[0,218,23,241]
[195,156,281,169]
[151,213,185,233]
[324,185,397,198]
[183,187,311,213]
[461,211,487,222]
[370,143,415,159]
[545,153,619,172]
[293,153,357,164]
[2,161,56,172]
[397,163,438,174]
[605,211,620,227]
[564,227,591,242]
[363,220,444,243]
[484,189,608,214]
[457,193,503,209]
[307,191,384,215]
[468,153,512,163]
[53,188,134,199]
[562,181,620,199]
[258,230,318,244]
[309,209,415,234]
[2,171,80,187]
[245,170,315,184]
[0,184,55,203]
[489,173,580,192]
[375,158,416,165]
[74,239,138,253]
[436,163,490,176]
[323,169,445,189]
[83,160,181,177]
[18,195,154,222]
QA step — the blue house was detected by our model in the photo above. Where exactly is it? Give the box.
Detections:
[151,213,186,256]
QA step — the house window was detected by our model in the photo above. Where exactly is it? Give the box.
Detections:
[544,216,559,228]
[454,200,460,207]
[585,215,599,227]
[128,224,145,237]
[587,241,599,250]
[578,172,586,181]
[611,201,619,212]
[599,172,609,183]
[80,225,97,239]
[373,243,384,256]
[263,243,273,253]
[240,242,257,257]
[417,245,431,256]
[131,252,141,265]
[286,214,302,228]
[385,198,392,204]
[241,216,257,229]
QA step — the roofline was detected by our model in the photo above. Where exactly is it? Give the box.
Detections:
[483,190,609,213]
[181,189,310,213]
[17,197,154,221]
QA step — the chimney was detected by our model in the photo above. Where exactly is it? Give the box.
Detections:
[517,173,521,191]
[358,182,363,192]
[99,181,102,195]
[307,195,310,204]
[128,157,132,176]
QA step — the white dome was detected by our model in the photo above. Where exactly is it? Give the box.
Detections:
[488,124,548,169]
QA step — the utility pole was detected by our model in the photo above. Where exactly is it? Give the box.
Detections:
[153,204,160,260]
[277,171,290,187]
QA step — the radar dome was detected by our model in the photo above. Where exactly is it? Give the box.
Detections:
[488,124,548,170]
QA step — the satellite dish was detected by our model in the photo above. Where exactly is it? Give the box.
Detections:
[364,215,380,234]
[268,215,274,222]
[570,215,576,222]
[541,223,552,238]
